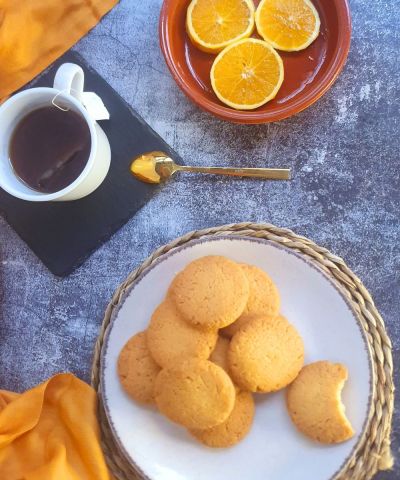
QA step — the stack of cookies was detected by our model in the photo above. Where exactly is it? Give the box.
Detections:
[118,255,354,447]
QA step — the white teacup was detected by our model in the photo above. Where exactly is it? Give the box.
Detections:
[0,63,111,201]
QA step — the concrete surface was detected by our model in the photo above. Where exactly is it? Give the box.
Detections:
[0,0,398,477]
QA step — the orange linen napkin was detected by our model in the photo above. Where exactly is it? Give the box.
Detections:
[0,373,112,480]
[0,0,119,100]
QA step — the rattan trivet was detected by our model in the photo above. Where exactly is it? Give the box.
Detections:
[91,223,394,480]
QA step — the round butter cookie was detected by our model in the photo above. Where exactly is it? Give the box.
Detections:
[228,314,304,392]
[117,331,160,404]
[147,299,218,368]
[154,358,235,429]
[210,335,230,373]
[190,391,255,447]
[168,256,249,329]
[286,361,355,444]
[222,264,280,338]
[240,263,280,317]
[222,312,274,338]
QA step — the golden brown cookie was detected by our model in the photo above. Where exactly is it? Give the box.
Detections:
[228,314,304,392]
[117,331,160,404]
[286,361,355,444]
[154,358,235,429]
[147,299,218,368]
[209,335,230,373]
[221,313,273,338]
[190,391,255,447]
[221,264,280,338]
[168,256,249,329]
[240,263,280,317]
[210,336,242,393]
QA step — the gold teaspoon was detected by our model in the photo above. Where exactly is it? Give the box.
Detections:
[130,151,291,184]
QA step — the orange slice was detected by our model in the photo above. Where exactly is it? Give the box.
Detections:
[186,0,255,53]
[255,0,320,52]
[210,38,284,110]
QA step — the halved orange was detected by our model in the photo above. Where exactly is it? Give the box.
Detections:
[210,38,284,110]
[255,0,320,52]
[186,0,255,53]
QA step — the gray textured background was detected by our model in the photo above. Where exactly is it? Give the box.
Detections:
[0,0,398,477]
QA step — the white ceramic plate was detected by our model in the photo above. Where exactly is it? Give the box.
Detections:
[101,237,373,480]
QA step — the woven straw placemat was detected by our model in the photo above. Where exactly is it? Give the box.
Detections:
[91,223,394,480]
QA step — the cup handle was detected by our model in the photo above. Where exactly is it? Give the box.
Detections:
[53,63,84,102]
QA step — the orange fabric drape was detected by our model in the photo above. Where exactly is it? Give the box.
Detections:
[0,0,119,100]
[0,374,112,480]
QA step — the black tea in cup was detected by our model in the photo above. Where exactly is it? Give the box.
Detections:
[9,106,91,193]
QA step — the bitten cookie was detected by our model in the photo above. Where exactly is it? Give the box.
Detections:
[190,391,255,447]
[117,331,160,404]
[209,336,230,373]
[286,361,355,444]
[228,314,304,392]
[168,256,249,329]
[147,299,218,368]
[154,358,235,429]
[222,264,280,338]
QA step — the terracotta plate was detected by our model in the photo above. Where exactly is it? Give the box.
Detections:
[159,0,351,123]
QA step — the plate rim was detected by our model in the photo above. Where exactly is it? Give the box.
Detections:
[100,235,374,480]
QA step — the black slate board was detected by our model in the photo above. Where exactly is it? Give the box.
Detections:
[0,51,180,277]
